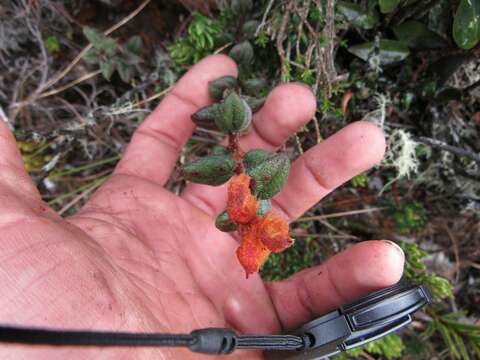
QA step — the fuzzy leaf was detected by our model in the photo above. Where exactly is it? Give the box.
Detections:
[216,92,252,133]
[242,96,266,113]
[191,103,223,130]
[243,149,270,169]
[183,154,235,186]
[393,21,448,49]
[215,210,239,232]
[348,39,410,65]
[229,41,254,67]
[453,0,480,49]
[379,0,401,14]
[208,75,238,101]
[211,145,230,156]
[246,152,290,200]
[337,1,379,30]
[242,78,267,95]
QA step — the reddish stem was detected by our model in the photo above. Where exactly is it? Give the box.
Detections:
[228,133,245,174]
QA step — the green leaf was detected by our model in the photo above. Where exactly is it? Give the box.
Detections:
[379,0,401,14]
[393,21,447,49]
[191,104,223,130]
[242,78,267,96]
[83,27,116,56]
[211,145,230,156]
[100,61,115,80]
[242,20,260,39]
[208,76,238,101]
[243,149,271,169]
[215,210,238,232]
[453,0,480,49]
[125,35,142,54]
[182,154,236,186]
[45,36,60,53]
[83,48,99,64]
[246,152,290,199]
[231,0,253,15]
[216,92,252,133]
[348,39,410,65]
[337,1,379,29]
[117,61,135,83]
[229,41,254,67]
[242,96,266,113]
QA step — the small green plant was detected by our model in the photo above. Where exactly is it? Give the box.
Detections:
[181,74,295,277]
[350,173,369,188]
[390,201,427,234]
[82,27,142,82]
[45,36,60,53]
[168,12,222,66]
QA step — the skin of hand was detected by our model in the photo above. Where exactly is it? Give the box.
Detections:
[0,55,404,359]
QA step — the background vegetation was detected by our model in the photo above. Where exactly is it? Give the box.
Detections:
[0,0,479,358]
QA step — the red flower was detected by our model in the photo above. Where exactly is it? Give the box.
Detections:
[258,210,294,253]
[236,223,270,278]
[227,174,258,224]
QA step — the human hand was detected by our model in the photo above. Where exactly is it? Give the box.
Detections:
[0,55,404,359]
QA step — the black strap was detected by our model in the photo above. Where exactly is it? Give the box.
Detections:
[0,325,306,354]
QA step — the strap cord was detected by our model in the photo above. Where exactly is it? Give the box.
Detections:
[0,325,306,354]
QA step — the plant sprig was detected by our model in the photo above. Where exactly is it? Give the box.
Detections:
[182,75,293,277]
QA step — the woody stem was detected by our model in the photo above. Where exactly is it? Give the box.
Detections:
[228,133,245,174]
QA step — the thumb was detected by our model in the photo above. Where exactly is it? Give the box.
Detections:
[0,119,41,201]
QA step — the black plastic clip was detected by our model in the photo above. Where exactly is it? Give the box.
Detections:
[265,282,432,360]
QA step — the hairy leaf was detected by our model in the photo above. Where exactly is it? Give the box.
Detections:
[216,92,252,133]
[229,41,254,67]
[191,103,223,130]
[348,39,409,65]
[183,154,235,186]
[208,75,238,101]
[246,152,290,200]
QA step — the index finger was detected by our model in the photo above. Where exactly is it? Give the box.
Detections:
[114,55,238,185]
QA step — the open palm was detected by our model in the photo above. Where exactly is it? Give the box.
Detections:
[0,55,404,359]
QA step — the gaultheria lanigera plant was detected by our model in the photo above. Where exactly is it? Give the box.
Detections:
[182,75,293,277]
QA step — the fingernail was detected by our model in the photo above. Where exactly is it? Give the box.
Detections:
[382,240,405,260]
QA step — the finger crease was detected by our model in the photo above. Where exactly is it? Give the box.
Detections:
[303,157,333,191]
[136,128,182,153]
[183,192,218,217]
[170,89,202,109]
[325,260,348,305]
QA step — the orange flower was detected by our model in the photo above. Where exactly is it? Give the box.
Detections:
[258,210,294,253]
[236,224,270,278]
[227,174,258,224]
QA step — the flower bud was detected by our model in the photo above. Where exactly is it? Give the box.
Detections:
[258,211,294,253]
[245,151,290,199]
[208,75,238,101]
[216,92,252,133]
[227,174,258,224]
[215,210,239,232]
[182,154,235,186]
